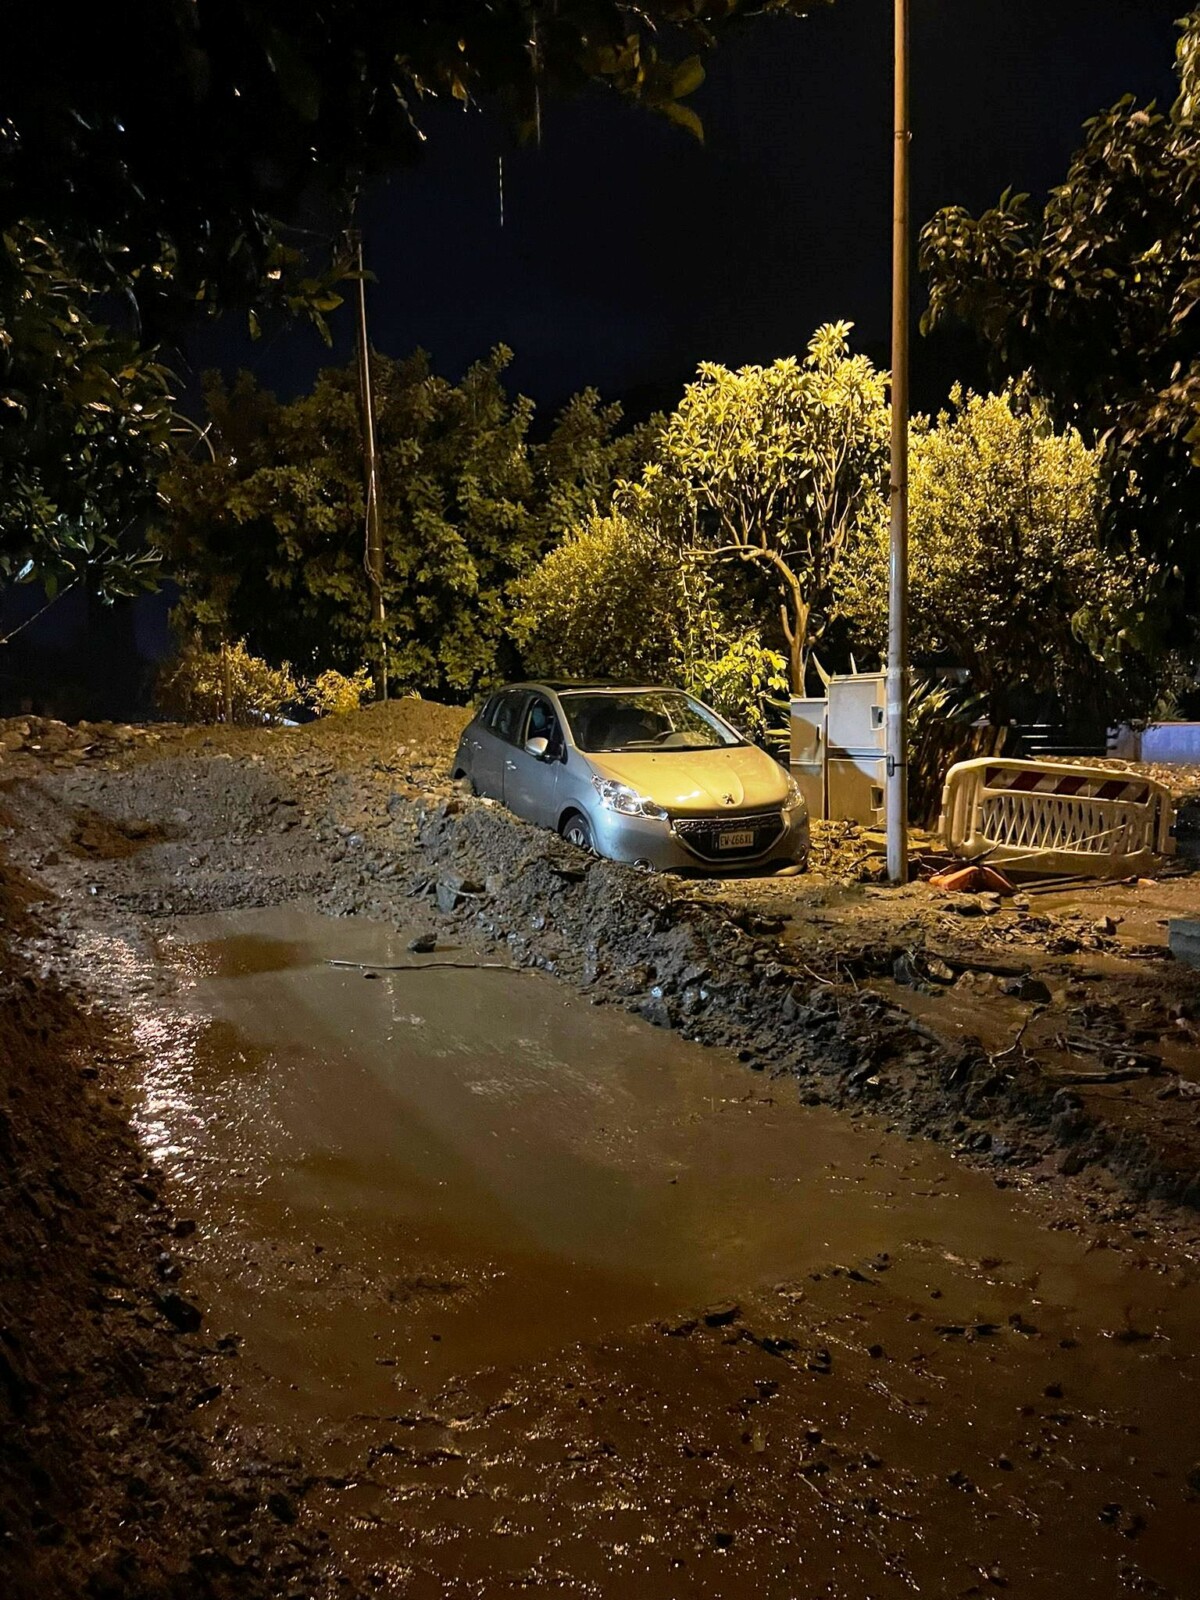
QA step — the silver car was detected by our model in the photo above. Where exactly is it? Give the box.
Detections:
[452,681,808,873]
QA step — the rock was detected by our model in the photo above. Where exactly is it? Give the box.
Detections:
[702,1303,740,1327]
[947,894,985,917]
[436,881,462,914]
[266,1492,296,1524]
[979,892,1003,914]
[1001,973,1052,1003]
[639,995,674,1030]
[1093,915,1120,937]
[156,1292,203,1333]
[407,932,438,953]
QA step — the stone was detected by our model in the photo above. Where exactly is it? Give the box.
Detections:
[157,1292,203,1333]
[639,995,674,1030]
[947,894,985,917]
[407,932,438,953]
[1001,974,1052,1004]
[702,1303,740,1327]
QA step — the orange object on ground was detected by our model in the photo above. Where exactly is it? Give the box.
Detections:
[928,864,1016,896]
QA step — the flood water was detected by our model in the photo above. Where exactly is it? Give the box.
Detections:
[122,906,1200,1597]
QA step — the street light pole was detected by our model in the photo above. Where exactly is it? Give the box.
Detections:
[886,0,911,884]
[352,230,387,703]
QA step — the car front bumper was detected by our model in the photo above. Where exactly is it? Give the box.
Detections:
[590,804,809,873]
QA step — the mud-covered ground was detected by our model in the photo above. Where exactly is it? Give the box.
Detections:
[3,703,1200,1598]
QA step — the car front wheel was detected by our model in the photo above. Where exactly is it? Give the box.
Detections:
[561,811,596,853]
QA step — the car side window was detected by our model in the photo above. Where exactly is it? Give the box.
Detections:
[479,694,501,729]
[491,692,527,746]
[524,696,563,753]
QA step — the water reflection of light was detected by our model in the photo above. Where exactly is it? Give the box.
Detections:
[73,924,216,1194]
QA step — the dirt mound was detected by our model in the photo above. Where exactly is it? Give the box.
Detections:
[0,854,347,1599]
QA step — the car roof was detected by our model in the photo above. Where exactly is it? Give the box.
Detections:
[514,679,672,694]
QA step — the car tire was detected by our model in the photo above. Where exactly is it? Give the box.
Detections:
[560,811,596,854]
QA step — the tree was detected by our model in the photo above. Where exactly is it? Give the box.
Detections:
[659,324,889,693]
[839,385,1164,723]
[1,3,828,603]
[161,348,654,696]
[0,226,174,599]
[511,497,788,735]
[512,509,687,683]
[920,11,1200,625]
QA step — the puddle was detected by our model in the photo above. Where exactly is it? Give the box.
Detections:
[123,906,1200,1597]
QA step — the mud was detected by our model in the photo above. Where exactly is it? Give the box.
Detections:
[5,703,1200,1596]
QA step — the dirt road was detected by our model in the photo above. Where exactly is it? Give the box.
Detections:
[3,703,1200,1597]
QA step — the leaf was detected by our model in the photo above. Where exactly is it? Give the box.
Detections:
[661,100,705,143]
[671,55,706,101]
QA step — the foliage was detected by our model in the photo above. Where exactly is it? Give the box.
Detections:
[161,348,654,697]
[920,11,1200,626]
[511,509,685,683]
[0,3,821,601]
[905,676,994,827]
[840,384,1159,723]
[511,500,785,734]
[659,324,889,692]
[157,637,298,725]
[682,630,789,737]
[0,226,174,597]
[308,667,374,718]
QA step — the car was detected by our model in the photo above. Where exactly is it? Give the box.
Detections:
[451,680,808,873]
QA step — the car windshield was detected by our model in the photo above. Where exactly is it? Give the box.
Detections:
[558,690,745,753]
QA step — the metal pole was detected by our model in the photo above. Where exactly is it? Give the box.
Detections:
[353,231,387,702]
[885,0,910,884]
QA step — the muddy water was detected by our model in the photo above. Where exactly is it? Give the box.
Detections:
[131,907,1200,1598]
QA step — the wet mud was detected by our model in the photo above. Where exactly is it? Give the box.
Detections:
[117,907,1200,1597]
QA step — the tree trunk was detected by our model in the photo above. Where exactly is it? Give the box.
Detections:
[221,639,234,725]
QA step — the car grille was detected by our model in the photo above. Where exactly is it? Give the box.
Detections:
[671,809,785,862]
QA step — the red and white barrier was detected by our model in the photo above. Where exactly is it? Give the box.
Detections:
[940,757,1175,877]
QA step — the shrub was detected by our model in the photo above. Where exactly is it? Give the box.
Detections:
[308,667,373,717]
[157,638,298,725]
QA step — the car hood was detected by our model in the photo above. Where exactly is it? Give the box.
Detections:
[586,745,789,814]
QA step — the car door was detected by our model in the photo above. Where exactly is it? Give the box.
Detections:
[471,690,525,799]
[502,692,563,827]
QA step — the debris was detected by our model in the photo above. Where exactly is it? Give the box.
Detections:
[1168,919,1200,968]
[327,958,513,972]
[928,864,1015,895]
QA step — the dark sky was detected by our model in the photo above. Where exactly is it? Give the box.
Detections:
[187,0,1184,420]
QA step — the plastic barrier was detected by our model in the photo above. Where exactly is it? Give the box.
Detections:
[940,757,1175,877]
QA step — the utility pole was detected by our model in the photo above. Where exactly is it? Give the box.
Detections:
[352,230,387,701]
[886,0,910,884]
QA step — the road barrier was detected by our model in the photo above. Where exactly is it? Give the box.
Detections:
[940,757,1175,877]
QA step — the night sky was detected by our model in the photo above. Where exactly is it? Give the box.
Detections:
[188,0,1183,418]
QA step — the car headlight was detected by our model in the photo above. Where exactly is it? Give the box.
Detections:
[592,776,669,821]
[785,774,804,811]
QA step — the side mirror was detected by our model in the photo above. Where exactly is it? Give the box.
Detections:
[525,735,550,759]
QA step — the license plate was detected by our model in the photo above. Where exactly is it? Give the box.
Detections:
[719,829,756,850]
